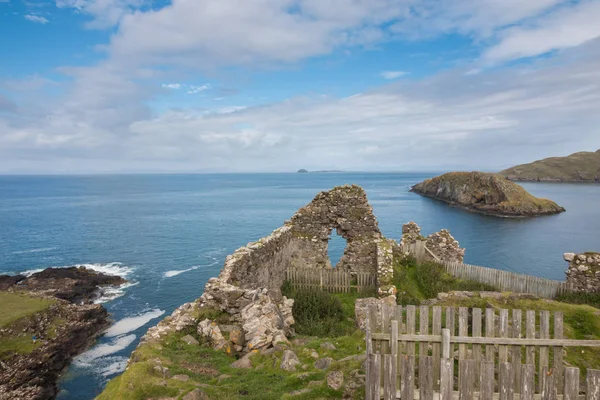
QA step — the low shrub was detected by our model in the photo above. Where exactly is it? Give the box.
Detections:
[281,282,351,337]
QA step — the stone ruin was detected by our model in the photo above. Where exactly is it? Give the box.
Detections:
[564,252,600,292]
[399,221,465,263]
[139,186,471,355]
[141,185,396,354]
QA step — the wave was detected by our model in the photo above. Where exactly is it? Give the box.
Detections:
[12,247,57,255]
[104,309,165,337]
[73,334,136,367]
[21,262,134,279]
[93,281,140,304]
[163,258,219,278]
[97,356,129,377]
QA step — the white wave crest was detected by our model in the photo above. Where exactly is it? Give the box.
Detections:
[73,334,136,366]
[98,356,129,377]
[21,262,134,279]
[104,309,165,337]
[164,259,219,278]
[93,281,140,304]
[12,247,57,255]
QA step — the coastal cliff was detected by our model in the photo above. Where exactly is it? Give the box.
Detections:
[500,149,600,182]
[0,267,126,399]
[410,172,565,217]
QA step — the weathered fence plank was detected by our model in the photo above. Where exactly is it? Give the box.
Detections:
[554,312,564,395]
[440,358,454,400]
[459,359,476,400]
[539,311,550,393]
[480,361,495,400]
[419,356,434,400]
[367,353,381,400]
[588,370,600,400]
[512,309,523,393]
[499,362,514,400]
[521,364,535,400]
[564,367,579,400]
[384,354,396,400]
[402,355,415,400]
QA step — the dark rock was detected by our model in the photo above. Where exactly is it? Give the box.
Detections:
[0,274,25,290]
[14,266,127,304]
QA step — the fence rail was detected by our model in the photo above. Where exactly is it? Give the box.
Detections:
[402,241,575,299]
[442,261,574,298]
[285,266,375,293]
[365,304,600,400]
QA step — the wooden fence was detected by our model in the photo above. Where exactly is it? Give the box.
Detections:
[285,266,376,293]
[365,304,600,400]
[442,261,574,299]
[402,241,575,299]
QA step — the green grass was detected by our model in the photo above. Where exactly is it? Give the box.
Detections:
[555,291,600,309]
[99,328,367,400]
[0,292,54,328]
[393,256,497,305]
[0,292,57,359]
[500,149,600,182]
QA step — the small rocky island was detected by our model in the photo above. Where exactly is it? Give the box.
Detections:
[410,171,566,217]
[0,267,126,399]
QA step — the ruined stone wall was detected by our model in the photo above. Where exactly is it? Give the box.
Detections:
[400,222,465,263]
[287,185,382,274]
[564,252,600,292]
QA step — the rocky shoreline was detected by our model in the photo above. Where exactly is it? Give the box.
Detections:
[0,267,127,399]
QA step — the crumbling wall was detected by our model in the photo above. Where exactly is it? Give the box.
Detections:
[287,185,382,273]
[164,185,385,354]
[564,252,600,292]
[400,222,465,263]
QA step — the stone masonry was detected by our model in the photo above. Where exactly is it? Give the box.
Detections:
[564,252,600,292]
[400,222,465,263]
[140,185,386,355]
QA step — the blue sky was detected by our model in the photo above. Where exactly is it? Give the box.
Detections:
[1,0,599,173]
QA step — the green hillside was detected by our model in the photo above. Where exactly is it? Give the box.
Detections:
[500,150,600,182]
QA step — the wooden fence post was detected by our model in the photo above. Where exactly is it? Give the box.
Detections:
[368,353,381,400]
[564,367,579,400]
[588,370,600,400]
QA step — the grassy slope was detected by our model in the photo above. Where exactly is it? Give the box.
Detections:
[500,150,600,182]
[99,289,370,400]
[412,172,564,215]
[0,292,56,358]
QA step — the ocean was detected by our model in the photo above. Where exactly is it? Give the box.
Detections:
[0,173,598,399]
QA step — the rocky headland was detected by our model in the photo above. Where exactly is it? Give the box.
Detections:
[500,149,600,182]
[0,267,127,399]
[410,171,566,217]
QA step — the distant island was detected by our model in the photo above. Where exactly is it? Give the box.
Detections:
[411,171,566,217]
[296,169,344,173]
[500,149,600,182]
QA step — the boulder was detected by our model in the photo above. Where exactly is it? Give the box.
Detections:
[182,389,210,400]
[181,335,199,346]
[327,371,344,390]
[280,350,301,372]
[241,289,292,351]
[197,319,227,350]
[320,342,336,351]
[231,352,254,369]
[314,357,333,370]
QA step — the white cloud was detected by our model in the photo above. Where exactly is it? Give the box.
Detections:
[161,83,181,90]
[24,15,49,24]
[484,1,600,62]
[187,84,210,94]
[380,70,407,79]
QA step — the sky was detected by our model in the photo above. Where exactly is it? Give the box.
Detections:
[0,0,599,174]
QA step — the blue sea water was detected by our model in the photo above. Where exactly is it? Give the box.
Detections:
[1,173,599,399]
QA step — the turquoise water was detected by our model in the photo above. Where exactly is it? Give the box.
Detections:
[1,173,599,399]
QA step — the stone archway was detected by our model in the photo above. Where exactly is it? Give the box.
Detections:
[326,227,348,268]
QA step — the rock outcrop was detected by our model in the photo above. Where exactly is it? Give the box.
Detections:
[0,297,110,400]
[1,266,127,304]
[564,252,600,292]
[0,267,127,399]
[411,172,565,217]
